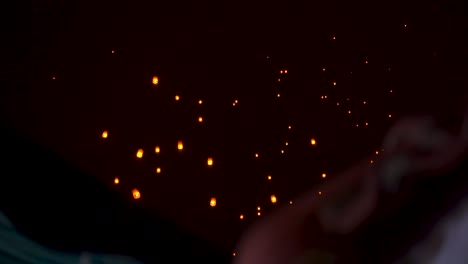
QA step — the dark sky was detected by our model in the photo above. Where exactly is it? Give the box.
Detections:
[2,0,468,254]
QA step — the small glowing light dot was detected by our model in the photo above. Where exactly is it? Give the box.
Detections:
[136,149,143,158]
[324,95,327,99]
[281,150,284,154]
[337,102,340,106]
[268,175,272,180]
[235,99,238,104]
[210,197,217,207]
[199,100,203,104]
[278,78,281,82]
[277,93,280,97]
[375,151,379,155]
[152,76,159,85]
[52,76,56,80]
[198,117,203,122]
[321,96,324,99]
[404,24,407,27]
[233,103,236,106]
[175,95,180,100]
[280,70,283,74]
[240,215,244,220]
[284,70,288,73]
[348,110,351,114]
[311,139,316,145]
[389,114,392,118]
[257,206,261,211]
[289,201,293,204]
[288,125,292,129]
[257,212,261,216]
[389,68,391,70]
[178,141,183,150]
[318,191,322,195]
[233,252,236,257]
[322,68,326,71]
[156,167,161,174]
[207,157,213,166]
[370,160,374,164]
[365,122,369,126]
[285,142,288,146]
[271,195,277,204]
[356,124,359,127]
[322,173,326,178]
[114,177,119,184]
[365,60,368,64]
[255,153,259,158]
[267,56,269,59]
[363,101,366,104]
[390,90,393,93]
[332,36,336,40]
[132,189,141,199]
[347,98,350,101]
[102,130,108,138]
[155,146,160,153]
[333,82,337,86]
[112,50,115,54]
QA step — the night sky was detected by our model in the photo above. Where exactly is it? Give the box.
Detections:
[2,0,468,257]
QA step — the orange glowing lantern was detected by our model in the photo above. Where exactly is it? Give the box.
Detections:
[240,215,244,220]
[257,206,261,211]
[318,191,322,195]
[207,157,213,166]
[311,139,316,145]
[257,212,261,216]
[156,167,161,174]
[210,197,217,207]
[199,100,203,104]
[288,125,292,129]
[281,150,284,154]
[322,173,326,178]
[271,195,277,204]
[114,177,119,184]
[155,146,160,153]
[255,153,259,158]
[175,95,180,101]
[152,76,159,85]
[280,70,283,74]
[268,175,272,180]
[277,93,280,97]
[289,201,293,204]
[132,189,141,199]
[178,141,183,150]
[284,70,288,73]
[333,82,337,86]
[136,149,143,158]
[102,130,108,138]
[198,117,203,122]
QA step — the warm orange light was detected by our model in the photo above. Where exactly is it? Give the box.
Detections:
[281,150,284,154]
[365,122,369,126]
[102,130,108,138]
[285,142,288,146]
[356,124,359,127]
[155,146,160,153]
[333,82,336,86]
[332,36,336,40]
[365,60,368,64]
[152,76,159,85]
[284,70,288,73]
[114,177,119,184]
[156,167,161,174]
[255,153,259,158]
[318,191,322,195]
[289,201,293,204]
[363,101,366,104]
[370,160,374,164]
[348,110,351,114]
[210,197,217,207]
[324,95,327,99]
[271,195,277,204]
[337,102,340,106]
[375,151,379,155]
[233,252,236,257]
[199,100,203,104]
[132,189,141,199]
[198,117,203,122]
[235,99,238,104]
[389,114,392,118]
[278,78,281,82]
[111,50,115,54]
[178,141,183,150]
[321,95,324,99]
[268,175,272,180]
[322,173,326,178]
[175,95,180,101]
[390,90,393,93]
[288,125,292,129]
[240,215,244,220]
[233,102,236,106]
[404,24,407,27]
[257,212,261,216]
[322,68,326,71]
[280,70,283,74]
[136,149,143,158]
[311,139,316,145]
[207,157,213,166]
[277,93,280,97]
[52,76,56,80]
[257,206,261,211]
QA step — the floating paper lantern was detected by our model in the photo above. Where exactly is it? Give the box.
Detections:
[152,76,159,85]
[210,197,217,207]
[102,131,108,138]
[289,201,293,204]
[156,167,161,174]
[155,146,160,153]
[136,149,143,158]
[333,82,336,86]
[199,100,203,104]
[207,157,213,166]
[198,117,203,122]
[255,153,259,158]
[175,95,180,100]
[257,212,261,216]
[322,173,326,178]
[311,139,316,145]
[240,215,244,220]
[284,70,288,73]
[268,175,272,180]
[271,195,277,204]
[178,141,183,150]
[132,189,141,199]
[257,206,261,211]
[114,177,119,184]
[318,191,322,195]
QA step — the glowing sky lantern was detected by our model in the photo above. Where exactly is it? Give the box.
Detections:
[322,68,326,71]
[271,195,277,204]
[136,149,143,158]
[198,117,203,122]
[257,206,261,211]
[175,95,180,101]
[284,69,288,73]
[199,100,203,104]
[257,212,261,216]
[365,60,368,64]
[288,125,292,129]
[277,93,280,97]
[285,142,288,146]
[240,215,244,220]
[178,141,183,150]
[311,139,316,145]
[255,153,259,158]
[102,130,108,138]
[375,151,379,155]
[132,189,141,199]
[333,82,337,86]
[280,70,283,74]
[281,150,284,154]
[210,197,217,207]
[155,146,160,153]
[289,201,293,204]
[114,177,119,184]
[156,167,161,174]
[207,157,213,166]
[318,191,322,195]
[322,173,327,178]
[389,114,392,118]
[365,122,369,126]
[267,175,272,180]
[332,36,336,40]
[152,76,159,85]
[235,99,238,104]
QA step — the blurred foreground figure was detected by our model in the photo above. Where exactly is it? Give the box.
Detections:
[234,107,468,264]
